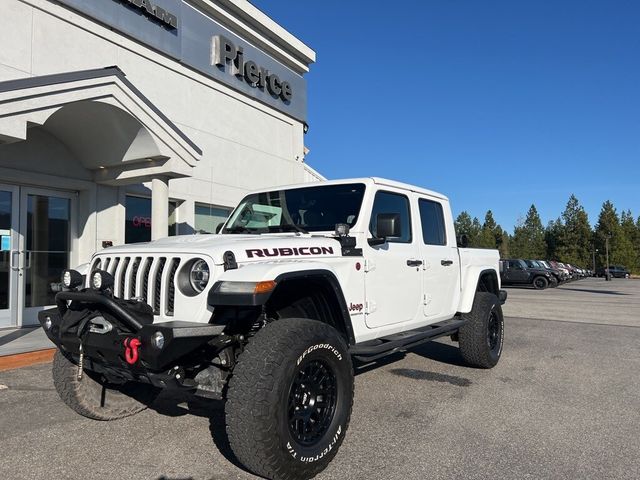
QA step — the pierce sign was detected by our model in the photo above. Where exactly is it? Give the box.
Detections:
[212,35,293,103]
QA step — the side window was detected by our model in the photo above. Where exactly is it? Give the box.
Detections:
[418,199,447,246]
[369,191,412,243]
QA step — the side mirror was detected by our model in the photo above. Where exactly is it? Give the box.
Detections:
[457,234,469,248]
[369,213,401,246]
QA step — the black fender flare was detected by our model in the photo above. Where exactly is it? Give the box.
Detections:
[208,269,356,345]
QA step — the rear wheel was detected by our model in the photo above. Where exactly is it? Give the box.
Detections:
[226,318,354,480]
[52,350,158,421]
[533,276,548,289]
[458,292,504,368]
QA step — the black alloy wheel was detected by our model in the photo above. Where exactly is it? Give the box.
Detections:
[288,359,338,446]
[533,276,548,289]
[487,310,501,353]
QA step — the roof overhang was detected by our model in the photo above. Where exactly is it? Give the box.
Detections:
[0,67,202,184]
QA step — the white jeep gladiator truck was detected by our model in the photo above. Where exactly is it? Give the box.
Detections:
[40,177,506,480]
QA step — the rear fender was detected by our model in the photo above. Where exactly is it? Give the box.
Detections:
[458,267,500,314]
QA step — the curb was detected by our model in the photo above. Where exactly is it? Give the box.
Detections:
[0,349,56,372]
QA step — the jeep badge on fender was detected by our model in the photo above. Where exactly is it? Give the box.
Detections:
[39,177,506,480]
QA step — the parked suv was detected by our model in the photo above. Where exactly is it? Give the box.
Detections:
[500,258,555,289]
[525,259,563,285]
[38,177,507,480]
[596,265,630,278]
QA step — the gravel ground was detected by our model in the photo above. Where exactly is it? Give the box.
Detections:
[0,277,638,480]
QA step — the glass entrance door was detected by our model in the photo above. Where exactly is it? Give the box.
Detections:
[0,185,19,328]
[19,188,75,326]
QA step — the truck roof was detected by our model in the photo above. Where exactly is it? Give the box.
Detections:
[246,177,449,201]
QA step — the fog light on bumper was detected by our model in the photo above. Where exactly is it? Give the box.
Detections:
[151,331,165,350]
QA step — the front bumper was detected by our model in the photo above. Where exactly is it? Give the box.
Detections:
[499,289,508,305]
[39,290,225,387]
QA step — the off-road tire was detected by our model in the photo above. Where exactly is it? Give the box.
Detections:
[52,350,158,421]
[226,318,354,480]
[458,292,504,368]
[533,276,548,289]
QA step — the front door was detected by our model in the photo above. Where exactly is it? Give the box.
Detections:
[19,188,75,326]
[364,190,422,329]
[0,185,19,327]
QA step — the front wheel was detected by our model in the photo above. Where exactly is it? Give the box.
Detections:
[226,318,354,480]
[52,350,158,421]
[458,292,504,368]
[533,276,549,289]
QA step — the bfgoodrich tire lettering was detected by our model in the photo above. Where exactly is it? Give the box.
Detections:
[52,350,158,421]
[226,318,354,480]
[458,292,504,369]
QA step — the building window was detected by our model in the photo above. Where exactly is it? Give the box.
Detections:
[125,196,178,244]
[195,203,231,234]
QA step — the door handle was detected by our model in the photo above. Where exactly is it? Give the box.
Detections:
[10,250,20,271]
[441,259,454,266]
[407,259,423,267]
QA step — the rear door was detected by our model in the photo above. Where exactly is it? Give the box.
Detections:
[416,196,460,321]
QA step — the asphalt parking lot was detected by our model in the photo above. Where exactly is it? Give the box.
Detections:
[1,277,639,480]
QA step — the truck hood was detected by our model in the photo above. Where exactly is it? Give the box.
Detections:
[96,234,343,265]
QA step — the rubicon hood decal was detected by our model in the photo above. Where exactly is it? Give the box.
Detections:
[246,247,335,258]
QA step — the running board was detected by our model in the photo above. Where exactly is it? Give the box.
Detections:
[349,318,466,362]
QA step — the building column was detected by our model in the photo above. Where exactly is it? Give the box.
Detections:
[151,176,169,240]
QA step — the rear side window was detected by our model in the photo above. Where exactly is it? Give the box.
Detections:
[418,199,447,246]
[369,191,412,243]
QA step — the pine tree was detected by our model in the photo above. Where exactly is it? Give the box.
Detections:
[556,194,592,267]
[511,204,546,259]
[469,217,482,247]
[476,210,505,250]
[454,211,472,240]
[619,210,638,273]
[545,218,563,260]
[594,201,620,269]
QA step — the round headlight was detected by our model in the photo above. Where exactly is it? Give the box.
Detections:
[61,269,83,289]
[44,316,52,330]
[91,270,114,291]
[189,259,210,293]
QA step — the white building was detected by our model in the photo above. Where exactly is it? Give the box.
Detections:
[0,0,320,330]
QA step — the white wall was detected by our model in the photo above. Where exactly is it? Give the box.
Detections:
[0,0,311,217]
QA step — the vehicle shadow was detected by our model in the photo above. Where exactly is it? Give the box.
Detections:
[149,390,245,473]
[557,287,629,296]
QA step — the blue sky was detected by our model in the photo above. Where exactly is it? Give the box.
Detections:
[252,0,640,231]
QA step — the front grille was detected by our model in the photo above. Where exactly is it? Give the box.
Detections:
[90,254,186,318]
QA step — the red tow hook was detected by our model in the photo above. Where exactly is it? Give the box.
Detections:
[124,338,142,365]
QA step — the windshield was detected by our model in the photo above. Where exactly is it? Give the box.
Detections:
[223,183,366,234]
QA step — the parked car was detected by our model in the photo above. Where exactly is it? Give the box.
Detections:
[596,265,630,278]
[500,258,555,289]
[538,260,570,282]
[528,259,565,285]
[546,260,572,281]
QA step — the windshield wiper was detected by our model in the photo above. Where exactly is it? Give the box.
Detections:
[277,224,309,234]
[224,225,253,234]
